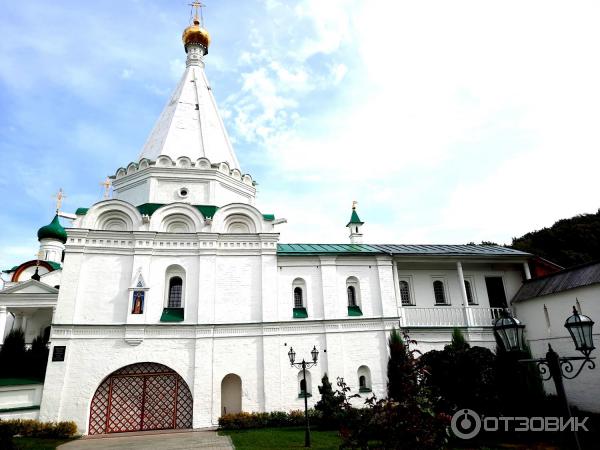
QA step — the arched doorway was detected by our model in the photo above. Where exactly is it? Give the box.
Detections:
[221,374,242,416]
[88,362,193,435]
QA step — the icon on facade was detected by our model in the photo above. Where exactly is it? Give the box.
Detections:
[132,291,145,314]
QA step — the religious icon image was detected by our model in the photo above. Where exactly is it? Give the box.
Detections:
[132,291,144,314]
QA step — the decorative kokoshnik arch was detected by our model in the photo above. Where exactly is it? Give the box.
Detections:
[88,362,193,435]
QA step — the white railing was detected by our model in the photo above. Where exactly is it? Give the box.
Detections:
[402,306,509,327]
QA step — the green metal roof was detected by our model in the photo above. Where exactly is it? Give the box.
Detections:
[76,203,220,219]
[346,209,364,226]
[76,203,274,222]
[277,243,530,257]
[160,307,184,322]
[37,214,67,244]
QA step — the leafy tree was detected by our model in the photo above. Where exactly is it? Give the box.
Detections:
[420,329,499,416]
[27,334,50,380]
[511,209,600,267]
[0,328,27,378]
[387,328,417,401]
[314,373,342,430]
[340,329,448,450]
[495,343,545,416]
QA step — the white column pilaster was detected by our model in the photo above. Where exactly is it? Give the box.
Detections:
[13,313,23,331]
[523,262,532,280]
[0,306,7,344]
[456,262,472,327]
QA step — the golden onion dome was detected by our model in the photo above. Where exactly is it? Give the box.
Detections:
[182,18,211,51]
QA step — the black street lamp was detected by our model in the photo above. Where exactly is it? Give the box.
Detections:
[494,306,596,450]
[288,345,319,448]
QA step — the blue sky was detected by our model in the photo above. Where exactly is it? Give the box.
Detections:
[1,0,600,270]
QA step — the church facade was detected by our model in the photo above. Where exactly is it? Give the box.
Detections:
[1,11,533,434]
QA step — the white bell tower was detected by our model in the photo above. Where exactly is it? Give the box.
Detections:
[346,201,364,244]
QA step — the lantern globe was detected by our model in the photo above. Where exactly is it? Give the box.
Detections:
[493,311,525,353]
[288,347,296,364]
[565,307,595,357]
[311,346,319,363]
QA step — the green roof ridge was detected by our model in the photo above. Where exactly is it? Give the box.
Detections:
[37,214,67,244]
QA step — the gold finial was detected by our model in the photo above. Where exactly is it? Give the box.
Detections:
[100,177,112,200]
[36,250,44,265]
[352,200,358,210]
[53,188,66,213]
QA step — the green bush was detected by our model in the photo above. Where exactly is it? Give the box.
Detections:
[0,419,77,439]
[218,410,317,430]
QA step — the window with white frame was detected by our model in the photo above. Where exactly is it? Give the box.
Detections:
[293,287,303,308]
[433,280,448,305]
[164,265,185,308]
[464,279,476,305]
[357,365,372,392]
[399,280,412,306]
[292,278,306,308]
[168,276,183,307]
[346,276,360,307]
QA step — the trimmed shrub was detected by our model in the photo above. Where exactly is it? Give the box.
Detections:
[218,410,317,430]
[0,419,77,448]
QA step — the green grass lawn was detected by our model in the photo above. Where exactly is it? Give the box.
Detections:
[13,437,78,450]
[221,427,341,450]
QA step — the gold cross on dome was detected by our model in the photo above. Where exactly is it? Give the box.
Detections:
[189,1,205,20]
[352,200,358,210]
[53,188,66,212]
[100,177,112,199]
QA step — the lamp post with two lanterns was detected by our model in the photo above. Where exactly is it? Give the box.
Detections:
[288,345,319,448]
[493,306,595,450]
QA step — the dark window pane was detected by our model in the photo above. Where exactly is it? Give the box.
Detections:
[433,280,446,304]
[485,277,507,308]
[464,280,474,304]
[294,287,303,308]
[347,286,356,306]
[168,276,183,308]
[400,281,411,305]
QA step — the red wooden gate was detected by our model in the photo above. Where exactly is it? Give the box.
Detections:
[88,363,193,435]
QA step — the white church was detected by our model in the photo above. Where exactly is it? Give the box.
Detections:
[0,9,538,434]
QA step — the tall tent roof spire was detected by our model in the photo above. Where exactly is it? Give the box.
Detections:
[347,201,364,227]
[137,2,240,170]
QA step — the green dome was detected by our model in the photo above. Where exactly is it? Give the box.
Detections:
[37,214,67,244]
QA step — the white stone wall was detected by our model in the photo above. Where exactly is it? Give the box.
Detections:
[513,285,600,413]
[39,322,393,433]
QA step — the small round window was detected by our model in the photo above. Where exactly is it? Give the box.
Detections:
[178,187,189,198]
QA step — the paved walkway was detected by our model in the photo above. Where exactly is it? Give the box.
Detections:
[58,430,234,450]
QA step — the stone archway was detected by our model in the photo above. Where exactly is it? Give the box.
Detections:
[221,373,242,416]
[88,362,193,435]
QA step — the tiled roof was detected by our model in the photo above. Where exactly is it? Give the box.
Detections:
[277,243,529,257]
[513,260,600,302]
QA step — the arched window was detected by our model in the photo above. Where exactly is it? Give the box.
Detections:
[292,278,308,318]
[347,286,357,307]
[168,277,183,308]
[464,280,475,305]
[433,280,447,305]
[298,370,312,397]
[346,277,360,307]
[357,365,371,392]
[399,280,411,306]
[294,287,303,308]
